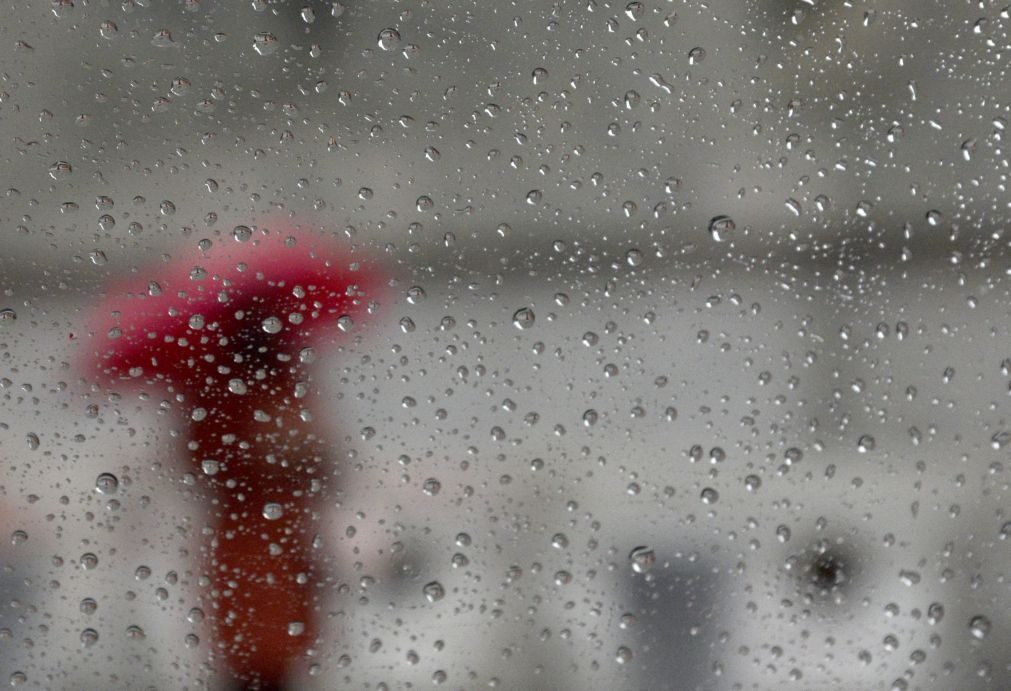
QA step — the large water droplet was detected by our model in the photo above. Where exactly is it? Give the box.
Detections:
[423,581,445,602]
[377,28,401,51]
[95,473,119,495]
[968,615,991,640]
[628,546,655,574]
[253,32,279,56]
[49,161,72,179]
[708,215,735,242]
[512,307,535,329]
[261,316,283,334]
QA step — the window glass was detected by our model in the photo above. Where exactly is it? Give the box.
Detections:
[1,1,1007,689]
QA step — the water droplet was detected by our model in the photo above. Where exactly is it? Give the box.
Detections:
[423,581,445,602]
[628,546,655,574]
[233,225,252,242]
[49,161,72,179]
[512,307,535,330]
[253,32,279,56]
[406,286,426,304]
[261,316,283,334]
[337,315,354,332]
[79,628,99,647]
[708,215,735,242]
[99,20,118,39]
[377,28,401,51]
[857,434,876,453]
[151,29,175,47]
[228,379,248,395]
[262,502,284,520]
[95,473,119,495]
[700,487,719,504]
[0,308,17,324]
[968,615,991,640]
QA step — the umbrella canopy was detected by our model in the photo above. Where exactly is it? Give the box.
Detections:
[84,226,384,394]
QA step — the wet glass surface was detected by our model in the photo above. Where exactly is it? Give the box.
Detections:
[0,1,1008,689]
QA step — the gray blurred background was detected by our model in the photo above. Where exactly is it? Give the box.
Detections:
[0,0,1008,689]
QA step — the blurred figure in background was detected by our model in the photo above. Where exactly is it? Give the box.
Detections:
[83,226,384,689]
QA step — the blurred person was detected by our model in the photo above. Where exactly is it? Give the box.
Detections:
[82,223,385,690]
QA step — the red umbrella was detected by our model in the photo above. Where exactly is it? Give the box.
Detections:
[83,224,386,688]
